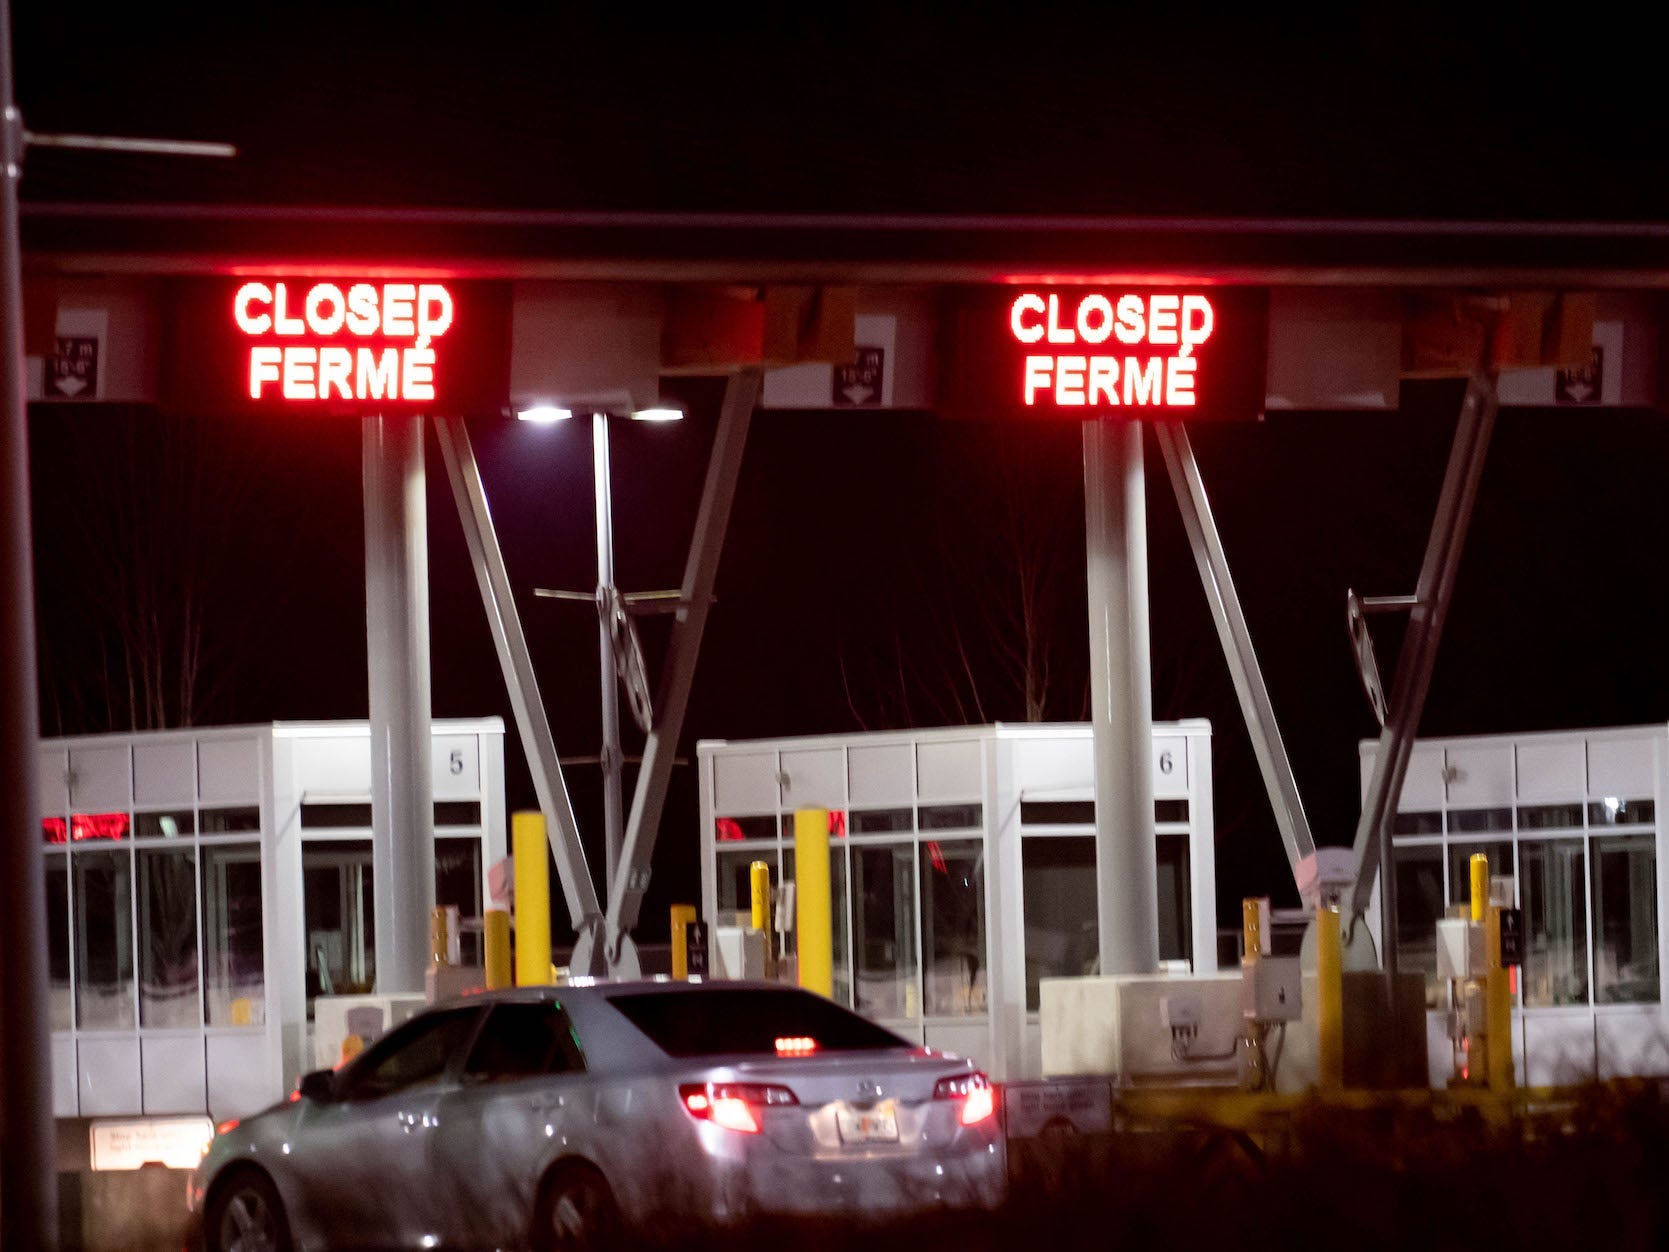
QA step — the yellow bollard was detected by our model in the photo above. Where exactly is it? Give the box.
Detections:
[430,906,451,966]
[484,909,512,990]
[750,860,771,933]
[513,812,552,987]
[794,809,833,998]
[670,904,697,980]
[1317,904,1343,1092]
[1242,897,1268,963]
[1469,853,1489,924]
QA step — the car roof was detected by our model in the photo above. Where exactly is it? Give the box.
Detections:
[433,977,805,1010]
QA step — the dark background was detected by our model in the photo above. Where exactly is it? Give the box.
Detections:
[15,5,1669,941]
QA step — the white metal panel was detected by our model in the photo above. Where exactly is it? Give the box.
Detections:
[916,739,982,801]
[69,745,131,811]
[52,1036,78,1117]
[1361,744,1447,809]
[207,1034,281,1121]
[1596,1010,1669,1080]
[288,735,371,799]
[1445,744,1514,807]
[1516,740,1587,801]
[39,748,69,814]
[923,1021,994,1069]
[1522,1013,1597,1086]
[431,734,481,800]
[779,748,845,810]
[1010,735,1093,797]
[847,743,915,806]
[1151,736,1188,800]
[78,1037,143,1116]
[712,751,779,815]
[197,737,261,804]
[1264,288,1401,411]
[1588,736,1656,800]
[133,740,197,806]
[142,1036,206,1114]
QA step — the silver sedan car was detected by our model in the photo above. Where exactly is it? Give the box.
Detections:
[189,979,1006,1250]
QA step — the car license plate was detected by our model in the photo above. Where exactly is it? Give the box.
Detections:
[836,1102,898,1143]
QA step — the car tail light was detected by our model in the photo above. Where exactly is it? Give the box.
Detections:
[774,1036,817,1056]
[679,1082,798,1135]
[933,1072,996,1127]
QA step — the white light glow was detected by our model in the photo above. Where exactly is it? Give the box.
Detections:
[632,407,684,422]
[518,406,574,423]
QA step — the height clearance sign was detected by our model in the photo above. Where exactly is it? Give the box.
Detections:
[940,287,1268,421]
[165,278,511,417]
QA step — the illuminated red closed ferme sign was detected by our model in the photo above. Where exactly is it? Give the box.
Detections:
[940,286,1268,422]
[164,277,511,418]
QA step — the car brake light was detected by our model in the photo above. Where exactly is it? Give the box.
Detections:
[215,1118,240,1137]
[933,1072,996,1127]
[679,1082,798,1135]
[774,1036,817,1056]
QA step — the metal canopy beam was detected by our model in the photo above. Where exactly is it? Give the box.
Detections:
[1156,422,1317,881]
[1350,372,1500,949]
[605,368,761,966]
[433,416,606,965]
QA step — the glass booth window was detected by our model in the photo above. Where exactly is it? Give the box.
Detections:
[1391,845,1443,1000]
[920,841,985,1016]
[1022,837,1098,1010]
[203,844,264,1026]
[435,837,483,967]
[46,856,71,1032]
[716,848,771,927]
[1157,834,1192,964]
[75,848,135,1029]
[1592,834,1658,1004]
[1521,839,1589,1007]
[139,848,199,1028]
[782,845,852,1006]
[853,844,918,1020]
[303,841,375,1009]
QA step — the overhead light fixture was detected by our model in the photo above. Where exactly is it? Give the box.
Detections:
[517,405,573,423]
[631,407,684,422]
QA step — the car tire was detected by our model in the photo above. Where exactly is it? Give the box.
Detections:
[205,1168,292,1252]
[532,1162,623,1252]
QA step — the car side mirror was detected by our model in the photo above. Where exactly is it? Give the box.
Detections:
[297,1068,337,1103]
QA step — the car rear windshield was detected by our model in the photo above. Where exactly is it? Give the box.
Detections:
[606,989,909,1058]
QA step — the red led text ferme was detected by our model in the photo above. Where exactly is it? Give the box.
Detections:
[235,282,454,403]
[939,286,1268,422]
[163,277,511,419]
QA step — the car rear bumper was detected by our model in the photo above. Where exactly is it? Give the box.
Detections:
[707,1138,1007,1222]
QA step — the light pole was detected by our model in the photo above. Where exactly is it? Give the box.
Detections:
[524,404,678,897]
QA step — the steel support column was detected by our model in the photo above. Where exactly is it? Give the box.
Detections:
[433,417,606,967]
[0,3,56,1241]
[1157,422,1317,881]
[1083,418,1159,976]
[605,368,761,967]
[1350,372,1500,959]
[594,411,625,893]
[363,415,435,995]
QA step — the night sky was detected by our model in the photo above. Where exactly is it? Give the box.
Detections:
[14,8,1669,940]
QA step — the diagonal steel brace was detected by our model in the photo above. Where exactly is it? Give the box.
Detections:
[1349,371,1500,954]
[1157,422,1317,882]
[605,368,761,966]
[433,416,606,961]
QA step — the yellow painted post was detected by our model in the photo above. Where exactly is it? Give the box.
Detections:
[750,860,771,933]
[1469,852,1489,924]
[794,809,833,998]
[1242,897,1267,963]
[513,811,552,987]
[670,904,697,980]
[484,909,512,989]
[430,906,450,966]
[1317,904,1343,1092]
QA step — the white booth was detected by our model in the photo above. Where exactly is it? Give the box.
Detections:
[698,721,1216,1081]
[1368,723,1668,1085]
[39,718,507,1121]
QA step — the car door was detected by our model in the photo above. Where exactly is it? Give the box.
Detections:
[290,1005,483,1248]
[430,1000,593,1249]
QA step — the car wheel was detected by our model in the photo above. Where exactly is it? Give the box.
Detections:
[532,1163,622,1252]
[206,1168,292,1252]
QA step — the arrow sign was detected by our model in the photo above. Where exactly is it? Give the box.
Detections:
[1555,346,1602,405]
[47,335,99,399]
[832,347,884,407]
